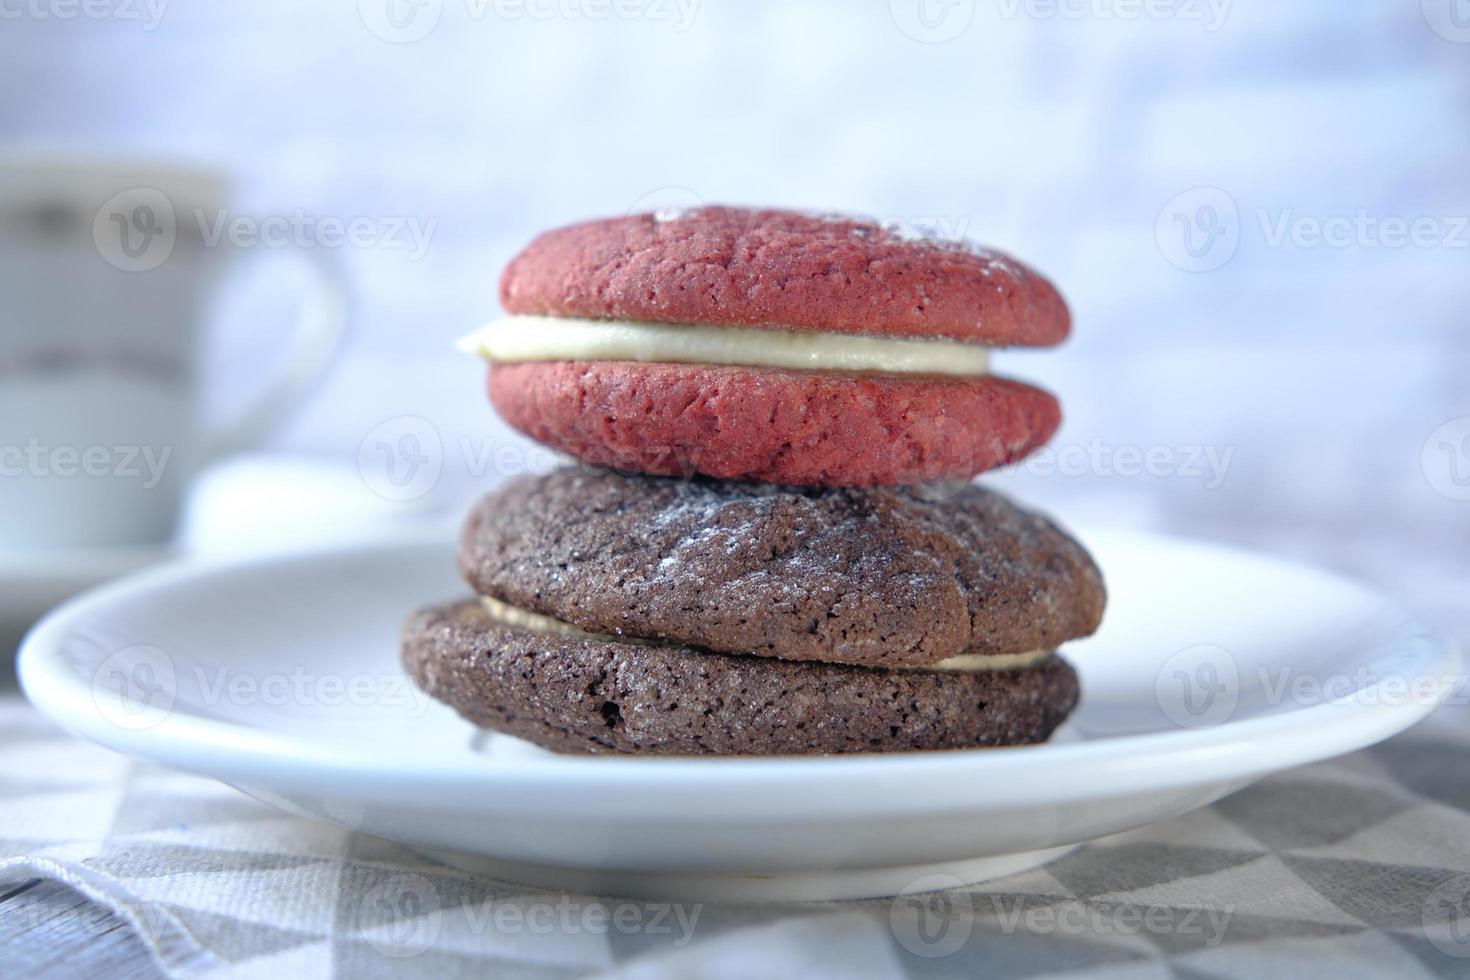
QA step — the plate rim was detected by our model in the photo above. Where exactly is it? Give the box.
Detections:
[18,529,1464,818]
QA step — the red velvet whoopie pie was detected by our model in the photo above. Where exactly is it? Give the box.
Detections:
[467,206,1071,487]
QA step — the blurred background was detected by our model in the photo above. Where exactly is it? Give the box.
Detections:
[0,1,1466,653]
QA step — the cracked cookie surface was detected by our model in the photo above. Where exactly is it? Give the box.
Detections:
[488,361,1060,487]
[458,467,1105,668]
[500,207,1070,346]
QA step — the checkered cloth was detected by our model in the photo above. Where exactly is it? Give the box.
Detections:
[4,695,1470,979]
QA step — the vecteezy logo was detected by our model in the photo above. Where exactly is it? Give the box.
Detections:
[92,187,176,272]
[1424,873,1470,957]
[1155,644,1239,729]
[1423,0,1470,43]
[358,0,442,43]
[889,874,974,958]
[358,415,444,502]
[890,0,976,43]
[358,874,442,958]
[1423,416,1470,501]
[91,645,177,731]
[1155,187,1240,272]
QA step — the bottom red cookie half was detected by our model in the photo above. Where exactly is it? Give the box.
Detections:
[488,361,1060,487]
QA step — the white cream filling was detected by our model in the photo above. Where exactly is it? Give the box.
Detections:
[458,315,991,377]
[919,651,1054,672]
[478,595,1050,672]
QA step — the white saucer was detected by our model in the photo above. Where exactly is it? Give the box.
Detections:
[18,529,1462,901]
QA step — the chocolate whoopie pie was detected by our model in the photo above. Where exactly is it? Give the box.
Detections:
[402,600,1081,756]
[401,467,1103,756]
[460,207,1070,488]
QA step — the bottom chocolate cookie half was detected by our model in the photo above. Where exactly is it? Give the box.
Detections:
[402,600,1081,756]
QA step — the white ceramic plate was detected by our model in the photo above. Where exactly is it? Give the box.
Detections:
[18,529,1461,901]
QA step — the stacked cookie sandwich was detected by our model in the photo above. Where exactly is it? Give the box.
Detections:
[403,207,1104,755]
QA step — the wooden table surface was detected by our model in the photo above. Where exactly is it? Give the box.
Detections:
[0,879,162,980]
[0,664,161,979]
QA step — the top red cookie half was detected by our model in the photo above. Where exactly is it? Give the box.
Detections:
[500,207,1070,346]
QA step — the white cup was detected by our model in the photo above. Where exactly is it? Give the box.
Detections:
[0,157,348,551]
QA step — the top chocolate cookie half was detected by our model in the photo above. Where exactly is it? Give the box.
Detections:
[498,207,1070,347]
[459,467,1104,668]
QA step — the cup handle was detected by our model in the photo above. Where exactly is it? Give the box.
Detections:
[198,243,350,461]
